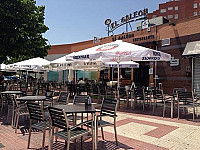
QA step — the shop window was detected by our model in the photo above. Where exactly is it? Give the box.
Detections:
[168,7,173,10]
[160,9,166,13]
[194,11,198,16]
[100,68,108,81]
[162,38,170,46]
[194,3,197,9]
[113,68,118,79]
[121,68,131,79]
[174,14,178,19]
[175,6,178,11]
[168,15,173,19]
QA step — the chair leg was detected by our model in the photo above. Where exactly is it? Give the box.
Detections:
[163,103,166,118]
[7,106,10,123]
[178,104,180,120]
[67,136,70,150]
[42,127,46,150]
[101,127,104,140]
[15,113,20,133]
[27,123,32,149]
[193,107,195,121]
[11,109,16,127]
[114,121,118,146]
[142,101,145,111]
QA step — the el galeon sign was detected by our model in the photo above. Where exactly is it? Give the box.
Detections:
[105,8,148,32]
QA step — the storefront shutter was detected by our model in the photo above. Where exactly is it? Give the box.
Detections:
[193,58,200,96]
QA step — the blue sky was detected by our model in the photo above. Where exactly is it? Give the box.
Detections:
[36,0,168,45]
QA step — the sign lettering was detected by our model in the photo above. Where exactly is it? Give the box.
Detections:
[105,8,148,32]
[73,55,89,59]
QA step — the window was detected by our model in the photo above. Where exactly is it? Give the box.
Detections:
[194,12,198,16]
[168,15,173,19]
[162,38,170,46]
[175,6,178,10]
[121,68,131,79]
[160,9,166,13]
[168,7,173,10]
[113,68,118,79]
[174,14,178,19]
[194,3,197,9]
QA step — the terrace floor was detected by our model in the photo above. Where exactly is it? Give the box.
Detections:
[0,103,200,150]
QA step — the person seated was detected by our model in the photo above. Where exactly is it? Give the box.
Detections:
[78,78,85,84]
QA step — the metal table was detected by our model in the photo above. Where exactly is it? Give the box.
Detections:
[1,91,23,94]
[50,104,97,150]
[16,96,46,102]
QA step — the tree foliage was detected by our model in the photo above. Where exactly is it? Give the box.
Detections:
[0,0,50,64]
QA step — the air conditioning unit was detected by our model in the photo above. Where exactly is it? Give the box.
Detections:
[147,27,151,32]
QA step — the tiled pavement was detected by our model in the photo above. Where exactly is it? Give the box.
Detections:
[0,105,200,150]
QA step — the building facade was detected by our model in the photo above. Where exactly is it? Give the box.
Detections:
[148,0,200,22]
[48,2,200,94]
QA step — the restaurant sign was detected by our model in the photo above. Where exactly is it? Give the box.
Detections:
[105,8,148,32]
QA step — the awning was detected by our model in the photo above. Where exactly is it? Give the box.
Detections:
[183,41,200,56]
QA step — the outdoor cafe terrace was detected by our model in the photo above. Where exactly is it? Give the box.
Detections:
[0,81,200,150]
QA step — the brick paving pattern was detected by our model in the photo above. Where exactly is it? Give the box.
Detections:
[1,104,200,150]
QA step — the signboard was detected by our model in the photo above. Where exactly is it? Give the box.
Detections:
[170,57,179,66]
[149,68,153,75]
[105,8,148,34]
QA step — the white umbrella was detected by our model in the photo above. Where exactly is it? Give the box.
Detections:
[104,61,139,68]
[6,57,50,70]
[65,40,171,101]
[66,40,171,62]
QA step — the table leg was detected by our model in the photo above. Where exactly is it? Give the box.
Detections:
[92,113,97,150]
[49,124,53,150]
[171,96,173,119]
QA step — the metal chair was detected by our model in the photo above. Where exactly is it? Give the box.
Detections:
[133,87,147,111]
[13,96,29,133]
[72,95,89,121]
[56,91,69,105]
[44,90,55,107]
[152,89,172,117]
[86,98,118,145]
[26,102,49,150]
[48,107,92,150]
[177,91,199,121]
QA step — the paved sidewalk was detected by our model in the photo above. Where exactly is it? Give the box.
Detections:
[0,106,200,150]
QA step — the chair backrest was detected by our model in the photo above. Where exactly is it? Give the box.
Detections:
[100,98,118,116]
[91,84,98,94]
[32,88,38,96]
[130,82,136,91]
[177,91,194,104]
[134,87,145,100]
[173,88,187,94]
[99,84,106,95]
[2,93,14,106]
[73,95,88,104]
[58,91,69,104]
[45,90,54,99]
[152,89,164,100]
[26,102,45,122]
[48,107,69,130]
[119,87,126,98]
